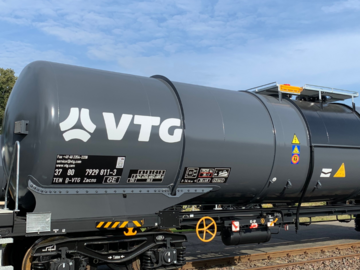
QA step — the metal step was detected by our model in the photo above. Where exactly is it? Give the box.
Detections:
[0,204,14,269]
[0,238,13,270]
[0,209,13,228]
[0,209,13,214]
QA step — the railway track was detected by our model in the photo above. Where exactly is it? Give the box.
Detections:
[181,241,360,269]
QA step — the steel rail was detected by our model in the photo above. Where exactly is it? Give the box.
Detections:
[181,241,360,269]
[250,253,360,270]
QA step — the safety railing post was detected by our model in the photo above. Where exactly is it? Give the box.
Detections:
[4,141,20,212]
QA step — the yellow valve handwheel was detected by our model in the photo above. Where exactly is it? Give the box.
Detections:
[196,216,217,242]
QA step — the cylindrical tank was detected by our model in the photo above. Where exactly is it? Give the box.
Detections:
[221,228,271,246]
[3,61,360,215]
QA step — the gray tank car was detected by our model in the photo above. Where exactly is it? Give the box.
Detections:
[1,61,360,270]
[3,61,360,217]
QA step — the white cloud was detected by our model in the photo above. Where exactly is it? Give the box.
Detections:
[110,31,360,91]
[1,0,360,96]
[322,0,360,13]
[0,41,75,75]
[34,20,113,45]
[0,0,255,52]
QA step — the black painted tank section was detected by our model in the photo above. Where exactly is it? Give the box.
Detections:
[295,101,360,146]
[295,101,360,201]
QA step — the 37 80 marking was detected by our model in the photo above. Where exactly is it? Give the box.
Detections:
[54,169,62,176]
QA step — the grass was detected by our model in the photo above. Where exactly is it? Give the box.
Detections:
[262,202,351,222]
[182,206,200,212]
[261,202,327,208]
[170,228,196,233]
[299,215,353,223]
[301,202,327,206]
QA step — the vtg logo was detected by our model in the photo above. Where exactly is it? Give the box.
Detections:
[60,108,96,142]
[60,108,183,143]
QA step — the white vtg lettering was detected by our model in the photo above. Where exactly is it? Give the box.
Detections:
[103,113,182,143]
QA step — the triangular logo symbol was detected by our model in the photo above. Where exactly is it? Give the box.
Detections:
[292,146,300,154]
[292,134,300,144]
[334,163,346,178]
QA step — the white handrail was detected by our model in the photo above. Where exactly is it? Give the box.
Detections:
[304,84,359,97]
[4,141,20,212]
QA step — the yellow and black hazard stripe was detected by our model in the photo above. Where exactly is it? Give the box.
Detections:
[96,220,143,229]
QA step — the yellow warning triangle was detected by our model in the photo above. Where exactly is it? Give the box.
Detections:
[334,163,346,178]
[292,134,300,144]
[292,146,300,154]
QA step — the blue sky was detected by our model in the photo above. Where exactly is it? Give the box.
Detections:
[1,0,360,100]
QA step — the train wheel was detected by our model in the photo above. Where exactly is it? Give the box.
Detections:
[21,247,32,270]
[132,258,140,270]
[21,237,66,270]
[3,237,36,270]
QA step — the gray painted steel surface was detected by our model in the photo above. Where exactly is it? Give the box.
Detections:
[173,82,275,204]
[248,95,310,203]
[2,61,360,220]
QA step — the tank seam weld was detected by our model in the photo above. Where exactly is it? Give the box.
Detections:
[150,76,186,196]
[242,91,277,204]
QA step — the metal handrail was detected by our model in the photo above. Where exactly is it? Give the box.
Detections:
[244,82,277,92]
[4,141,20,212]
[304,84,359,97]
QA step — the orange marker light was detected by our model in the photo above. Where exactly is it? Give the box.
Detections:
[279,84,303,94]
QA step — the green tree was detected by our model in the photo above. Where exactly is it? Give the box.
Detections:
[0,68,17,131]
